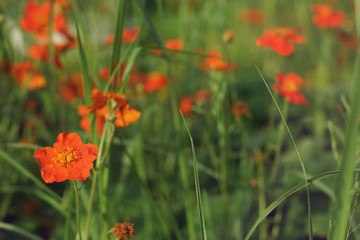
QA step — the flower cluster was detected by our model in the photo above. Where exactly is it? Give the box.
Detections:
[198,51,236,72]
[256,28,306,56]
[180,89,212,116]
[311,4,345,28]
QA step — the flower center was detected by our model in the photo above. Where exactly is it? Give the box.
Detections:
[52,147,79,167]
[283,80,299,92]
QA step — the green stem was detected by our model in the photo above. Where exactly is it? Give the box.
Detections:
[71,181,82,240]
[270,100,289,183]
[257,159,267,240]
[328,1,360,238]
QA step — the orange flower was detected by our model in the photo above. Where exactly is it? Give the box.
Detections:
[98,63,142,88]
[33,132,98,183]
[256,28,306,56]
[20,0,67,40]
[29,43,64,69]
[222,30,234,43]
[144,72,168,93]
[273,72,308,105]
[198,51,236,71]
[180,89,212,116]
[180,96,193,116]
[61,73,84,102]
[110,222,135,240]
[239,8,265,26]
[311,4,345,28]
[9,62,46,90]
[152,38,184,56]
[105,27,140,45]
[86,89,141,132]
[114,104,142,127]
[231,100,250,117]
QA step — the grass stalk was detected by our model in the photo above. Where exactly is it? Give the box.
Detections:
[181,112,208,240]
[71,181,82,240]
[255,65,313,240]
[270,100,289,183]
[328,1,360,238]
[110,0,127,91]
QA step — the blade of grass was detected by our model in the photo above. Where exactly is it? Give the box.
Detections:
[255,65,313,240]
[0,149,61,202]
[245,170,340,240]
[329,0,360,238]
[67,0,92,105]
[180,111,207,240]
[0,222,42,240]
[118,47,142,93]
[110,0,128,90]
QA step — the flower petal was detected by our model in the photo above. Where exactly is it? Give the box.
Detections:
[41,164,68,183]
[34,147,56,167]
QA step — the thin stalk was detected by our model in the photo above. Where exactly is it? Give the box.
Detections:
[257,159,267,240]
[85,118,113,240]
[255,66,313,240]
[270,100,289,183]
[111,0,127,91]
[71,181,82,240]
[328,1,360,238]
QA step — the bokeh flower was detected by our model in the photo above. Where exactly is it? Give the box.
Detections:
[143,72,168,93]
[239,8,265,26]
[9,61,46,90]
[256,28,306,56]
[34,132,98,183]
[222,30,234,43]
[231,100,250,118]
[152,38,184,56]
[105,27,140,45]
[311,4,345,28]
[20,0,67,40]
[198,51,236,71]
[273,72,308,105]
[109,222,135,240]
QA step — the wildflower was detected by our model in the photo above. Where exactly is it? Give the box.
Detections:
[222,30,234,43]
[87,89,141,130]
[34,132,98,183]
[98,63,142,88]
[311,4,345,28]
[109,222,135,240]
[143,72,168,93]
[180,96,193,116]
[152,38,184,56]
[29,43,64,69]
[273,72,308,105]
[231,100,250,118]
[105,27,140,45]
[180,89,212,116]
[9,62,46,90]
[256,28,306,56]
[239,8,265,26]
[60,73,84,102]
[198,51,236,71]
[20,0,67,40]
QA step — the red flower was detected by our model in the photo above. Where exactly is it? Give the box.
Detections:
[143,72,168,93]
[105,27,140,45]
[256,28,306,56]
[9,62,46,90]
[311,4,345,28]
[231,100,250,118]
[239,8,265,26]
[60,72,84,102]
[273,72,308,105]
[198,51,236,72]
[152,38,184,56]
[20,0,67,40]
[180,96,193,116]
[34,132,98,183]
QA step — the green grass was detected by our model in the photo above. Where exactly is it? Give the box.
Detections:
[1,0,360,239]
